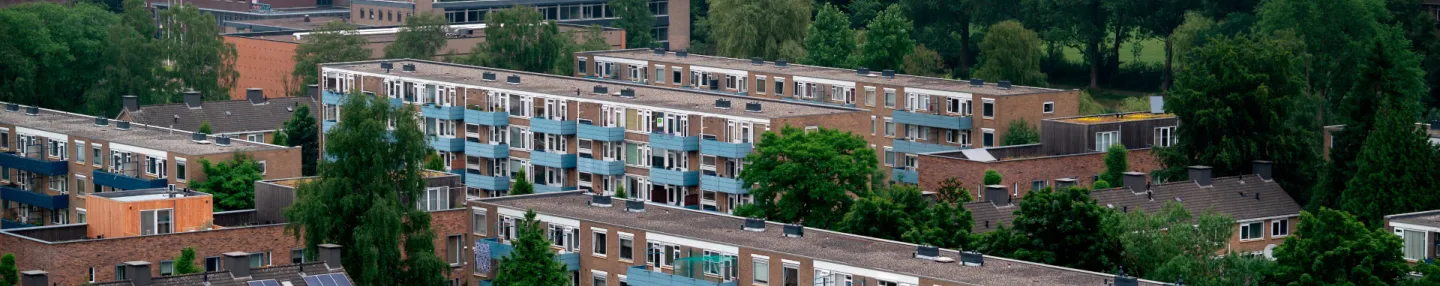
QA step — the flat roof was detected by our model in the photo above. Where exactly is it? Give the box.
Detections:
[227,16,352,31]
[0,103,287,155]
[477,192,1163,286]
[1047,112,1176,124]
[89,188,211,202]
[260,170,456,187]
[585,49,1065,96]
[323,60,864,120]
[1388,210,1440,229]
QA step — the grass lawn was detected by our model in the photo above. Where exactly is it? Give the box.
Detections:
[1059,37,1167,65]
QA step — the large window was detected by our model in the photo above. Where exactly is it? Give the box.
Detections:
[1239,221,1263,240]
[140,209,173,235]
[418,187,450,211]
[176,158,187,181]
[472,208,487,235]
[982,98,995,118]
[1401,228,1427,260]
[1155,126,1176,147]
[647,242,675,267]
[752,257,769,285]
[983,129,995,147]
[593,228,608,256]
[47,139,65,160]
[74,141,84,164]
[883,89,896,108]
[1096,131,1120,151]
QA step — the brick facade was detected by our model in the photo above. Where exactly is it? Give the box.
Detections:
[917,149,1161,200]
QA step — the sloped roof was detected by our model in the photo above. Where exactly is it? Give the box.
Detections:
[123,97,318,135]
[92,262,349,286]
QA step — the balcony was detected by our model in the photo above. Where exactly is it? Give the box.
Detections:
[420,104,464,120]
[700,175,747,195]
[578,123,625,142]
[892,139,963,155]
[481,238,515,259]
[699,139,752,158]
[388,98,404,108]
[893,110,972,130]
[0,186,67,210]
[651,168,700,186]
[892,167,919,184]
[531,151,577,169]
[556,252,580,271]
[531,117,577,135]
[534,184,578,193]
[322,120,338,134]
[1,219,31,229]
[429,136,464,152]
[321,90,350,106]
[464,171,509,191]
[0,152,67,176]
[92,169,167,190]
[650,133,700,152]
[578,157,625,176]
[465,109,508,126]
[626,265,738,286]
[465,140,509,159]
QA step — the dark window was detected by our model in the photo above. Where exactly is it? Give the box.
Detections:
[205,256,222,272]
[292,248,305,264]
[983,101,995,117]
[983,132,995,147]
[578,59,588,74]
[115,264,127,280]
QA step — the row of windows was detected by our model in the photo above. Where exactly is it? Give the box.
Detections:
[96,250,291,283]
[443,1,669,24]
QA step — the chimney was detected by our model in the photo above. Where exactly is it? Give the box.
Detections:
[984,185,1010,206]
[246,88,266,104]
[124,261,152,286]
[1123,172,1146,193]
[1188,166,1213,187]
[997,80,1012,90]
[1054,178,1077,190]
[782,224,804,238]
[775,59,788,67]
[1149,95,1165,114]
[856,67,869,76]
[307,84,320,99]
[969,79,984,87]
[19,270,46,286]
[380,62,394,73]
[1252,160,1273,181]
[751,57,763,65]
[123,95,140,112]
[319,244,343,269]
[224,252,252,278]
[183,91,202,109]
[4,103,16,112]
[881,69,895,79]
[743,218,765,232]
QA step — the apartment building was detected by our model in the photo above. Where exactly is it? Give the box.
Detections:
[0,103,301,229]
[116,90,318,144]
[1385,209,1440,263]
[465,192,1163,286]
[967,163,1301,256]
[348,0,690,49]
[318,60,869,214]
[253,169,464,224]
[573,49,1081,184]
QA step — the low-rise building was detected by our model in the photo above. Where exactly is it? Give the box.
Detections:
[346,0,690,50]
[19,247,353,286]
[116,90,318,145]
[1384,209,1440,262]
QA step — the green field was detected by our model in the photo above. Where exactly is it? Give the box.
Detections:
[1059,37,1167,65]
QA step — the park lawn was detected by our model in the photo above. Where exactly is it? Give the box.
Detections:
[1059,37,1167,65]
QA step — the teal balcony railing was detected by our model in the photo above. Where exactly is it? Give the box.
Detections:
[892,110,972,130]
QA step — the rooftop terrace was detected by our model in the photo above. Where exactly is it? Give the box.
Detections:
[1050,112,1176,124]
[89,188,211,202]
[0,102,288,155]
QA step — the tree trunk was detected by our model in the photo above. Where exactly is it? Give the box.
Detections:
[1161,36,1173,92]
[959,22,971,77]
[1109,21,1124,86]
[1089,39,1100,89]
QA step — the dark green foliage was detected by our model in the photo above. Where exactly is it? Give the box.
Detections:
[709,0,810,60]
[198,121,213,135]
[194,153,264,211]
[425,150,446,171]
[271,130,289,146]
[974,186,1121,272]
[838,188,914,241]
[1100,144,1128,187]
[974,20,1047,86]
[902,0,976,76]
[174,247,201,275]
[900,199,973,249]
[802,3,856,68]
[1404,262,1440,286]
[844,0,885,29]
[933,177,972,205]
[283,105,320,176]
[1268,208,1409,285]
[855,4,914,71]
[511,169,534,195]
[160,3,239,102]
[0,3,117,115]
[292,21,370,97]
[0,254,14,286]
[901,45,948,78]
[1001,119,1040,146]
[732,204,765,219]
[611,0,655,48]
[494,210,571,286]
[614,186,628,199]
[1386,0,1440,112]
[384,13,449,59]
[983,169,1002,186]
[1019,0,1113,89]
[1114,203,1235,281]
[284,91,448,286]
[740,126,876,229]
[467,6,573,75]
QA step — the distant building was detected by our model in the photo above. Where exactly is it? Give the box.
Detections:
[1387,209,1440,263]
[347,0,690,50]
[116,90,318,146]
[149,2,350,33]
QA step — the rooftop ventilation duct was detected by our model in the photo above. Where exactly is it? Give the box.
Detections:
[482,72,496,81]
[984,185,1010,207]
[783,224,803,238]
[246,88,267,105]
[745,102,763,113]
[593,85,608,94]
[307,84,320,99]
[619,88,636,98]
[969,79,984,87]
[183,91,203,109]
[959,251,984,266]
[589,194,613,207]
[122,95,139,112]
[402,63,416,72]
[714,99,731,109]
[319,244,343,270]
[914,245,954,262]
[676,51,688,57]
[124,261,152,286]
[625,199,645,212]
[116,121,131,130]
[223,252,252,279]
[743,218,765,232]
[5,103,17,112]
[1188,166,1213,187]
[856,67,869,76]
[506,75,521,85]
[380,62,394,73]
[1123,172,1146,193]
[653,48,665,55]
[19,270,46,286]
[998,80,1012,90]
[95,117,109,126]
[215,136,232,146]
[881,69,895,79]
[775,59,788,67]
[192,132,210,144]
[24,106,38,116]
[751,57,763,65]
[1252,160,1273,181]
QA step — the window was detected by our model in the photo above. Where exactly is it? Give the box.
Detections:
[116,264,127,280]
[249,252,271,268]
[87,267,95,283]
[1239,222,1263,240]
[472,208,487,235]
[1401,228,1427,260]
[1271,219,1289,237]
[291,249,305,264]
[656,66,666,83]
[1096,131,1120,151]
[884,118,895,137]
[593,270,608,286]
[74,141,85,164]
[883,147,894,167]
[865,87,877,106]
[145,156,166,177]
[419,187,450,211]
[646,242,675,267]
[48,174,66,194]
[92,144,101,166]
[205,256,222,272]
[619,233,634,261]
[782,263,799,286]
[775,78,785,95]
[75,175,87,196]
[752,257,769,285]
[982,98,995,118]
[549,225,580,252]
[140,209,173,235]
[884,89,896,108]
[0,129,8,150]
[258,160,267,175]
[1154,126,1176,147]
[578,57,588,74]
[982,129,995,147]
[47,139,65,160]
[447,235,463,265]
[673,69,682,85]
[1031,180,1046,191]
[175,158,187,181]
[592,228,608,256]
[870,116,876,135]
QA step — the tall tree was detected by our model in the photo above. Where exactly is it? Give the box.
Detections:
[384,13,449,60]
[1114,203,1234,280]
[611,0,655,48]
[120,0,155,38]
[469,6,571,75]
[493,210,571,286]
[932,177,971,205]
[511,169,534,195]
[285,91,448,286]
[283,105,320,176]
[838,186,918,241]
[193,153,264,211]
[974,20,1047,86]
[1001,119,1040,146]
[1257,0,1386,127]
[1269,208,1408,285]
[855,4,915,71]
[160,3,238,101]
[174,247,202,275]
[1021,0,1111,88]
[709,0,811,60]
[1156,34,1319,203]
[292,21,370,97]
[901,0,973,75]
[844,0,885,29]
[1386,0,1440,112]
[901,195,973,249]
[802,3,856,68]
[974,186,1121,272]
[1127,0,1201,91]
[1100,144,1127,187]
[90,18,164,116]
[0,254,13,286]
[0,3,115,114]
[901,45,948,77]
[740,126,877,229]
[1338,47,1437,225]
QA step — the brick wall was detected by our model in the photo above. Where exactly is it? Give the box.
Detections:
[226,36,301,100]
[917,149,1161,200]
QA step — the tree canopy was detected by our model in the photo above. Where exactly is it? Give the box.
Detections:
[1100,144,1128,188]
[467,6,573,75]
[974,20,1046,86]
[901,45,948,78]
[708,0,811,60]
[194,153,264,211]
[1001,119,1040,146]
[802,3,856,68]
[383,13,449,60]
[283,105,320,176]
[739,126,877,229]
[174,247,202,275]
[1268,208,1409,285]
[611,0,655,48]
[493,209,571,286]
[292,21,370,96]
[855,4,915,71]
[160,3,239,102]
[1113,202,1235,281]
[975,186,1121,272]
[511,169,534,195]
[0,254,14,286]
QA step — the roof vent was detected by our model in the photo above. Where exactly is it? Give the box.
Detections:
[997,80,1012,90]
[482,72,496,81]
[743,218,765,232]
[24,106,38,116]
[214,136,232,146]
[856,67,869,76]
[95,117,109,126]
[401,64,416,72]
[676,51,688,58]
[653,48,665,56]
[969,79,984,87]
[116,121,131,130]
[881,69,895,79]
[745,102,762,113]
[1113,275,1139,286]
[192,132,210,144]
[782,224,803,238]
[593,85,609,94]
[589,194,613,207]
[915,245,954,262]
[775,59,788,67]
[714,99,731,109]
[506,75,521,85]
[751,57,763,65]
[4,103,16,112]
[625,199,645,212]
[380,62,394,72]
[619,88,636,98]
[984,185,1011,206]
[1252,160,1273,181]
[960,251,984,266]
[1188,166,1213,187]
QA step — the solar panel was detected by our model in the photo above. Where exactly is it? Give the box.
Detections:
[248,281,266,286]
[249,280,280,286]
[263,280,282,286]
[328,274,353,286]
[317,274,337,286]
[302,276,322,286]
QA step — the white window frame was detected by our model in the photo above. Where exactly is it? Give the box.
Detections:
[1096,131,1121,152]
[884,118,895,137]
[982,98,996,118]
[592,227,608,257]
[982,128,996,148]
[1155,126,1176,147]
[1239,221,1264,241]
[1271,219,1289,238]
[1043,101,1055,114]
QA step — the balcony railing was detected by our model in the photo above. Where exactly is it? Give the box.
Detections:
[420,104,464,120]
[322,120,338,134]
[650,133,700,152]
[578,123,625,142]
[0,185,67,210]
[700,175,747,195]
[578,157,625,176]
[464,171,509,191]
[893,110,972,130]
[892,167,919,184]
[531,151,577,169]
[531,117,577,135]
[534,184,579,193]
[429,136,464,152]
[465,140,509,159]
[0,152,67,176]
[93,169,167,191]
[891,139,963,155]
[465,109,509,126]
[651,168,700,186]
[699,139,752,158]
[625,265,738,286]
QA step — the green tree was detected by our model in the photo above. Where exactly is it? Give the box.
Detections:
[1387,0,1440,112]
[1100,144,1128,188]
[844,0,886,29]
[974,20,1047,86]
[193,153,264,211]
[1168,12,1218,72]
[425,151,446,171]
[709,0,811,60]
[1077,91,1107,115]
[1156,34,1318,203]
[740,126,877,229]
[292,21,370,96]
[1339,97,1439,225]
[575,25,614,52]
[469,6,571,75]
[901,45,948,78]
[1001,119,1039,146]
[1128,0,1201,90]
[174,247,202,275]
[159,3,238,102]
[974,186,1121,272]
[511,169,534,195]
[119,0,154,38]
[1257,0,1385,125]
[284,91,448,286]
[198,121,213,134]
[932,177,972,205]
[1269,208,1408,285]
[1092,180,1111,189]
[902,0,977,76]
[901,198,974,249]
[1114,203,1234,280]
[0,3,116,114]
[855,4,915,71]
[838,186,918,241]
[611,0,655,48]
[283,105,320,176]
[1020,0,1113,88]
[494,210,571,286]
[0,254,14,286]
[271,129,289,146]
[614,186,627,199]
[802,3,856,68]
[983,169,1002,186]
[383,13,449,60]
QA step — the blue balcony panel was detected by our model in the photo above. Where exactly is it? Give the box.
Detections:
[893,110,972,130]
[92,170,167,191]
[0,219,32,229]
[481,238,515,259]
[420,104,465,120]
[465,109,508,126]
[699,140,752,158]
[700,175,748,195]
[531,152,577,169]
[466,141,509,159]
[626,265,738,286]
[578,124,625,142]
[322,120,338,134]
[650,133,700,152]
[388,98,404,108]
[321,90,350,106]
[650,168,699,186]
[578,157,625,176]
[0,186,67,210]
[429,137,464,152]
[534,184,578,193]
[891,139,963,155]
[892,168,919,184]
[464,172,510,190]
[0,152,67,176]
[531,118,577,135]
[556,252,580,271]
